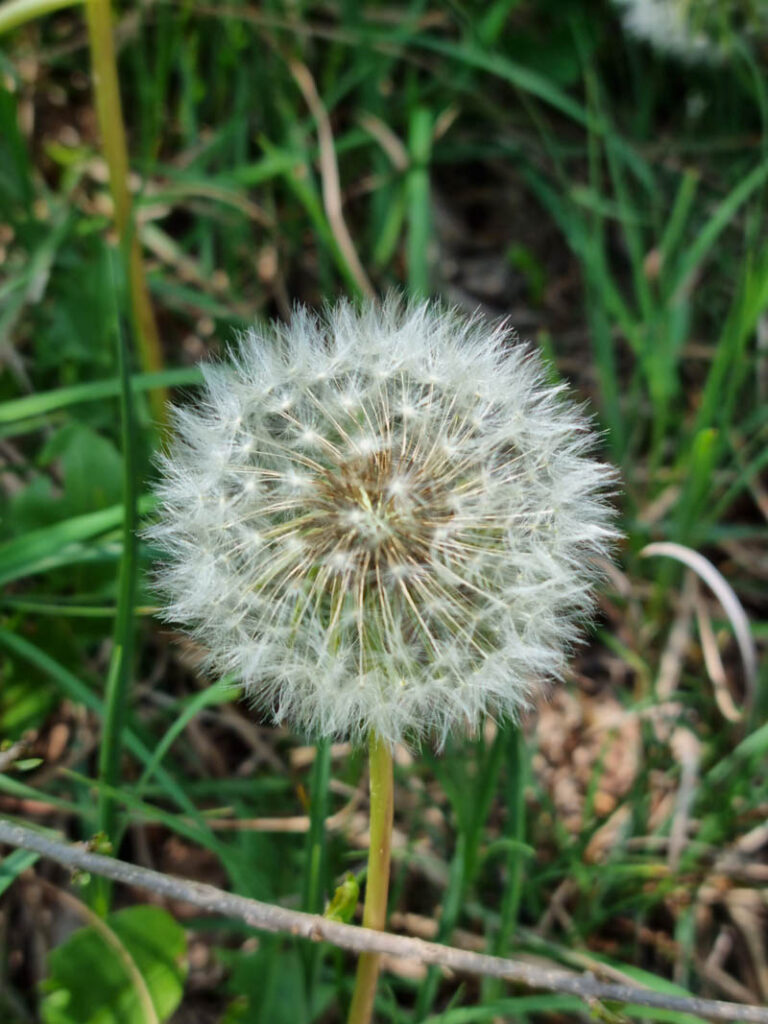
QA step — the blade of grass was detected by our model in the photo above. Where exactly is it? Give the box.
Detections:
[669,160,768,298]
[300,738,332,997]
[229,150,304,187]
[658,169,699,276]
[464,731,506,888]
[409,36,591,128]
[674,428,720,544]
[580,55,654,324]
[0,367,202,430]
[709,436,768,523]
[0,775,81,814]
[413,832,466,1022]
[0,628,199,819]
[95,312,139,894]
[1,764,247,896]
[423,995,601,1023]
[134,680,236,797]
[258,138,366,298]
[424,990,708,1023]
[63,768,229,859]
[706,719,768,785]
[0,496,154,587]
[0,847,39,895]
[521,170,638,346]
[0,597,129,618]
[0,0,82,34]
[694,245,768,436]
[302,739,332,916]
[494,728,526,956]
[0,207,74,372]
[406,106,433,299]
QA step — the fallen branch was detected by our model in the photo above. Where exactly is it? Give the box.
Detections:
[1,818,766,1023]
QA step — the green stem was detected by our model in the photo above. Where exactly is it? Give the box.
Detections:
[483,727,526,1003]
[84,0,168,428]
[347,733,393,1024]
[95,307,137,914]
[301,738,332,996]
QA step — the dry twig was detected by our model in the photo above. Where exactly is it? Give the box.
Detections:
[289,59,375,299]
[641,542,757,714]
[2,819,767,1023]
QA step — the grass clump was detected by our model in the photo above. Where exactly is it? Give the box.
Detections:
[0,3,766,1023]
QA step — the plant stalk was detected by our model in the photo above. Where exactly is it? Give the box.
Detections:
[301,738,332,995]
[347,732,393,1024]
[84,0,167,427]
[94,307,137,915]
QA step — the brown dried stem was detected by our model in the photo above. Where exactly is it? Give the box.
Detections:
[1,819,767,1023]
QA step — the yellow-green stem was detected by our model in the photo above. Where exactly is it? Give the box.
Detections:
[84,0,168,427]
[347,733,393,1024]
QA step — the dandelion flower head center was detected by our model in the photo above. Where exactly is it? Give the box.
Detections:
[306,440,452,564]
[243,370,495,648]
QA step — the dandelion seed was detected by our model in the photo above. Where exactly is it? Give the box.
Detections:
[147,297,617,749]
[613,0,768,61]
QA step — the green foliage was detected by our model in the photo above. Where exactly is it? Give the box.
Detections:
[0,847,39,896]
[1,0,766,1020]
[324,873,360,924]
[39,423,123,517]
[40,905,187,1024]
[219,943,335,1024]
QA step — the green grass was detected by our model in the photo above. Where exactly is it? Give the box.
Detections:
[1,2,766,1022]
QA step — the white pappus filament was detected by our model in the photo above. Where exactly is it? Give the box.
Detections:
[146,297,617,748]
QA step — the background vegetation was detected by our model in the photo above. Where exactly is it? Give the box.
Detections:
[0,1,766,1022]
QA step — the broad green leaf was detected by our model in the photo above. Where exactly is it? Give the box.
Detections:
[39,423,124,516]
[40,905,187,1024]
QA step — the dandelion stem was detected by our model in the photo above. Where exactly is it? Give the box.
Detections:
[84,0,167,427]
[347,732,393,1024]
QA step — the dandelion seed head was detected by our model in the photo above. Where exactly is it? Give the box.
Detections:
[147,297,618,747]
[613,0,767,62]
